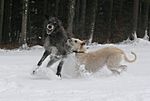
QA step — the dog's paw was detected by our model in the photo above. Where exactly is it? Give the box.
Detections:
[32,70,36,75]
[56,75,62,80]
[56,73,61,77]
[32,65,40,75]
[79,65,86,72]
[31,69,39,75]
[119,65,127,72]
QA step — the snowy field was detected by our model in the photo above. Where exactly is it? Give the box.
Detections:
[0,38,150,101]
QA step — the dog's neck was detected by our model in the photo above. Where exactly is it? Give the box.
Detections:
[73,47,87,54]
[80,45,87,53]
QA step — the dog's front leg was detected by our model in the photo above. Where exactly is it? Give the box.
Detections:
[33,50,50,74]
[37,50,50,66]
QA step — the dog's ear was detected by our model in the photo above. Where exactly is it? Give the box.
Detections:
[82,40,89,45]
[81,41,86,46]
[55,17,62,25]
[44,14,49,20]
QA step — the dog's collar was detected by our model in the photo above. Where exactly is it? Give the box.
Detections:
[73,50,85,53]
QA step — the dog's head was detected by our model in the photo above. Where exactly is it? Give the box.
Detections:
[67,38,86,52]
[45,16,62,35]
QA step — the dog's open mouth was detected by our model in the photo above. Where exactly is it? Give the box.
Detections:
[46,24,54,35]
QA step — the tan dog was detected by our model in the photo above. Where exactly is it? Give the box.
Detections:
[67,38,137,74]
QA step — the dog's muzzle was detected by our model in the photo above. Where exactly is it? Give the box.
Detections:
[47,24,54,35]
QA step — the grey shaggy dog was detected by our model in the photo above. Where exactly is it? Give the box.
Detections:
[33,17,72,77]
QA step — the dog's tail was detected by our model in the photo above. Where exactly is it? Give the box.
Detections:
[123,52,137,63]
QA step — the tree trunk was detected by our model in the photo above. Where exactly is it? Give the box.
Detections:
[107,0,113,43]
[67,0,76,34]
[20,0,28,46]
[41,0,48,43]
[144,0,150,40]
[133,0,139,33]
[119,0,124,17]
[0,0,4,42]
[79,0,86,38]
[55,0,60,16]
[143,1,149,31]
[87,0,97,43]
[74,0,80,36]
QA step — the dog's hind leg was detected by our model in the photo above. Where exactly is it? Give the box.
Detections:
[119,65,127,72]
[108,67,121,75]
[106,54,122,75]
[108,65,127,75]
[56,59,64,77]
[33,50,50,74]
[46,56,60,67]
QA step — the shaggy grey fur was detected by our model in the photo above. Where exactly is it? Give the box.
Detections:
[33,17,72,77]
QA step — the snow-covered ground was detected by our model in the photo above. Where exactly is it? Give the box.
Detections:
[0,38,150,101]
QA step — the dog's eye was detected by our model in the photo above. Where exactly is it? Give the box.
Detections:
[74,40,77,43]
